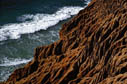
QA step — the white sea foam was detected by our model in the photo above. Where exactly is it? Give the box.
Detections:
[0,57,32,67]
[0,6,84,41]
[86,0,91,4]
[17,15,34,22]
[0,70,11,81]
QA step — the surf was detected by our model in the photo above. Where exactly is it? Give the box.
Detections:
[0,6,83,41]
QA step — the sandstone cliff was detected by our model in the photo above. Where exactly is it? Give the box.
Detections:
[1,0,127,84]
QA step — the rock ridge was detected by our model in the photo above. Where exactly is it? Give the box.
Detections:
[1,0,127,84]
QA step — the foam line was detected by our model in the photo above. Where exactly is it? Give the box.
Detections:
[0,6,84,41]
[0,58,32,67]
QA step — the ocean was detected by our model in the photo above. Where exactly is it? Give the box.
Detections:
[0,0,90,81]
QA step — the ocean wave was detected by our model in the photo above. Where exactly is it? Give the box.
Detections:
[0,70,11,81]
[87,0,91,4]
[0,6,84,41]
[17,14,34,22]
[0,57,32,67]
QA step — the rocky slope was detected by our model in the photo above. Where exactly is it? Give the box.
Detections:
[1,0,127,84]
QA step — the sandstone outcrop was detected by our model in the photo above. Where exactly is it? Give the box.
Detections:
[1,0,127,84]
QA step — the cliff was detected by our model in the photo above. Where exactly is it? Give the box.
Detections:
[1,0,127,84]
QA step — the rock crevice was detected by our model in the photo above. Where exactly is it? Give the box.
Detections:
[1,0,127,84]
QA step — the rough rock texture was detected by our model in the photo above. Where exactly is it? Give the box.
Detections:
[1,0,127,84]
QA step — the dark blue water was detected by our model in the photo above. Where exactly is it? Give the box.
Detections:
[0,0,90,81]
[0,0,86,25]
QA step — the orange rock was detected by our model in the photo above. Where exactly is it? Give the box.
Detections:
[2,0,127,84]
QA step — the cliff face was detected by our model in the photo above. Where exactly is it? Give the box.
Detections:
[1,0,127,84]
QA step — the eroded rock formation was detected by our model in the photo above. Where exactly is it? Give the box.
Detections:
[1,0,127,84]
